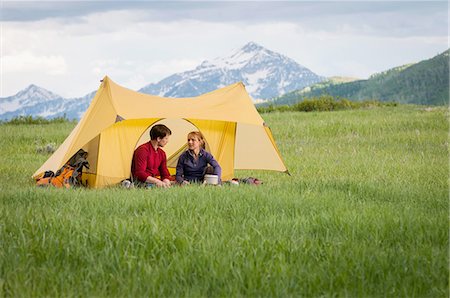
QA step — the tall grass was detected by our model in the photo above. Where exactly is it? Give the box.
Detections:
[0,105,448,297]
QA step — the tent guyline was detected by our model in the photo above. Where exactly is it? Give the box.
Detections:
[33,76,289,188]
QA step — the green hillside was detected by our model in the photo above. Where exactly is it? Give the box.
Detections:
[270,49,449,106]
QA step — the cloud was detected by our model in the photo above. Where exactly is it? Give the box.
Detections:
[2,1,447,38]
[0,1,447,98]
[3,51,67,75]
[90,58,200,88]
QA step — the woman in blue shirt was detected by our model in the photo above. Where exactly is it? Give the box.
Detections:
[176,131,221,185]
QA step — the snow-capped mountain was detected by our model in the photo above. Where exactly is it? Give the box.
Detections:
[0,85,93,120]
[0,42,325,120]
[0,84,62,115]
[139,42,325,100]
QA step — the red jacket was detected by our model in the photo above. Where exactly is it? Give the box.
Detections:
[131,142,171,182]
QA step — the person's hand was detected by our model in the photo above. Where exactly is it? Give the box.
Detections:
[182,180,190,186]
[154,179,165,188]
[162,179,172,188]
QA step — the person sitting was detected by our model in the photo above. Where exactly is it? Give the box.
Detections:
[176,131,221,185]
[131,124,172,188]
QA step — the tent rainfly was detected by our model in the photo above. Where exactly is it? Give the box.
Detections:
[33,76,289,188]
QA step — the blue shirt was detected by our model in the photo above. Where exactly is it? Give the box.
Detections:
[175,148,221,183]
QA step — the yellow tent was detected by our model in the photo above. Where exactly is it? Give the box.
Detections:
[33,76,288,188]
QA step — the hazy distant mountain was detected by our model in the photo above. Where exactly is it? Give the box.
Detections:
[139,42,325,101]
[0,84,62,115]
[0,85,93,120]
[270,49,449,106]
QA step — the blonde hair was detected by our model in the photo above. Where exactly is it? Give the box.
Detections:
[188,131,205,149]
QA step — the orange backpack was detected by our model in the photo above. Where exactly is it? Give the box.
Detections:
[36,149,89,188]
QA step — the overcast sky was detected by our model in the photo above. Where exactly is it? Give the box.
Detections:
[1,1,448,98]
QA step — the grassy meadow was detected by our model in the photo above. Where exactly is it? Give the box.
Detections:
[0,105,448,297]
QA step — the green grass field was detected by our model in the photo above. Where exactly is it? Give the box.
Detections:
[0,105,448,297]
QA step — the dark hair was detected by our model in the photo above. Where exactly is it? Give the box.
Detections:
[150,124,171,140]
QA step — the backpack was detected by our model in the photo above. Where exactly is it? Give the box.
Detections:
[36,149,90,188]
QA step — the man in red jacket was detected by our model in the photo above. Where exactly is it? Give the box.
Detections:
[131,124,172,188]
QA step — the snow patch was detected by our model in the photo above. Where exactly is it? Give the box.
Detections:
[0,100,21,113]
[244,69,270,94]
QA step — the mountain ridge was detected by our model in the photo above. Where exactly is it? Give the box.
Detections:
[0,85,94,120]
[1,45,447,121]
[269,49,449,106]
[0,84,64,115]
[0,42,325,120]
[139,41,325,100]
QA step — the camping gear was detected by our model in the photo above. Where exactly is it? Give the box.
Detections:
[33,76,288,188]
[121,179,133,189]
[239,177,262,185]
[203,174,219,185]
[35,149,90,188]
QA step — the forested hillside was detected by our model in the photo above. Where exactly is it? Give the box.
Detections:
[270,50,449,106]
